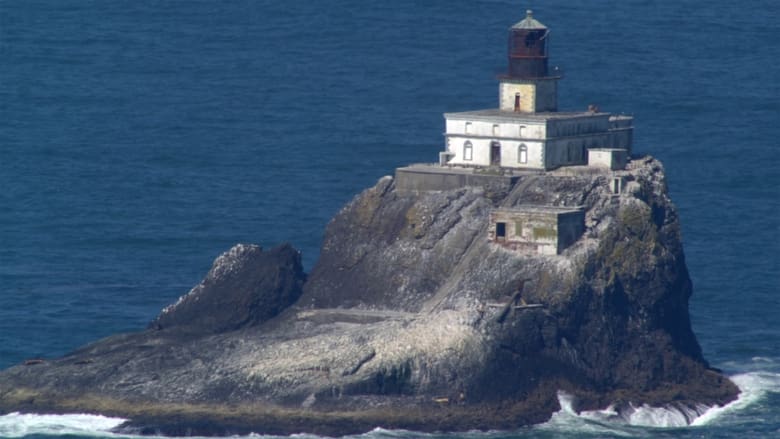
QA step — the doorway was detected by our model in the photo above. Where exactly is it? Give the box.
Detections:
[490,141,501,166]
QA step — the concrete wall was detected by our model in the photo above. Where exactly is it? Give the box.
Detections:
[547,114,610,137]
[498,79,558,112]
[545,131,632,169]
[608,115,634,154]
[588,148,628,170]
[445,136,544,168]
[395,166,519,193]
[499,82,536,113]
[501,141,542,168]
[534,79,558,112]
[445,119,546,139]
[445,135,623,170]
[442,113,633,170]
[607,128,633,153]
[544,135,607,169]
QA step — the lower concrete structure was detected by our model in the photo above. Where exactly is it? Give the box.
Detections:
[588,148,628,170]
[395,164,525,193]
[488,206,584,255]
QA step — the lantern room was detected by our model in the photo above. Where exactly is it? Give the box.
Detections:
[507,10,550,79]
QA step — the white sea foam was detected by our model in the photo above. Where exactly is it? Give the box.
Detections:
[692,371,780,426]
[0,412,126,437]
[539,392,636,437]
[350,427,431,438]
[0,412,339,439]
[537,369,780,435]
[603,401,709,428]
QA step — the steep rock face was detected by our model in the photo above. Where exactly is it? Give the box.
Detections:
[297,158,728,404]
[0,157,738,435]
[150,243,306,334]
[300,175,494,311]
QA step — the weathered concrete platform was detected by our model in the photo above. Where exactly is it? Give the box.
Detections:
[395,164,537,193]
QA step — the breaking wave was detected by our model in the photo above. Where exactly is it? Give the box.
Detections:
[0,412,126,437]
[537,369,780,436]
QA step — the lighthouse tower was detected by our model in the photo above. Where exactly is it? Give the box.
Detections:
[499,10,560,113]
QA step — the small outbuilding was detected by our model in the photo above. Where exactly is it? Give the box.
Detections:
[588,148,628,170]
[488,206,584,255]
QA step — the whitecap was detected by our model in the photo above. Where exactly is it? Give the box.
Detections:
[0,412,126,437]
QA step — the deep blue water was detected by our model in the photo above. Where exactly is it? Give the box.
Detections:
[1,0,778,437]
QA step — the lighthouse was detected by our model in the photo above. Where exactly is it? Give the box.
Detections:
[396,9,636,252]
[437,10,633,171]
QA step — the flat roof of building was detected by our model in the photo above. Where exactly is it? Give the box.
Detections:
[494,205,584,215]
[398,163,542,176]
[443,109,612,123]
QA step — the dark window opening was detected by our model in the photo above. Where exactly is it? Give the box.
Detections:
[612,177,622,194]
[524,33,537,48]
[514,93,521,112]
[496,222,506,239]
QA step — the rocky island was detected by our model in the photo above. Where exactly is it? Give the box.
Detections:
[0,9,738,436]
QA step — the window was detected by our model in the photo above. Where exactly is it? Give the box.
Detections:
[463,141,473,161]
[465,122,472,134]
[493,124,500,136]
[496,222,506,239]
[518,144,528,164]
[518,125,526,137]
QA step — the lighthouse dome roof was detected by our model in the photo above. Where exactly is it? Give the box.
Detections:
[511,10,547,30]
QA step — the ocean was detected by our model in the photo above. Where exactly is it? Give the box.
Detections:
[1,0,778,437]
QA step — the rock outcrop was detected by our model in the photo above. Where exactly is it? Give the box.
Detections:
[0,157,738,436]
[149,243,306,334]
